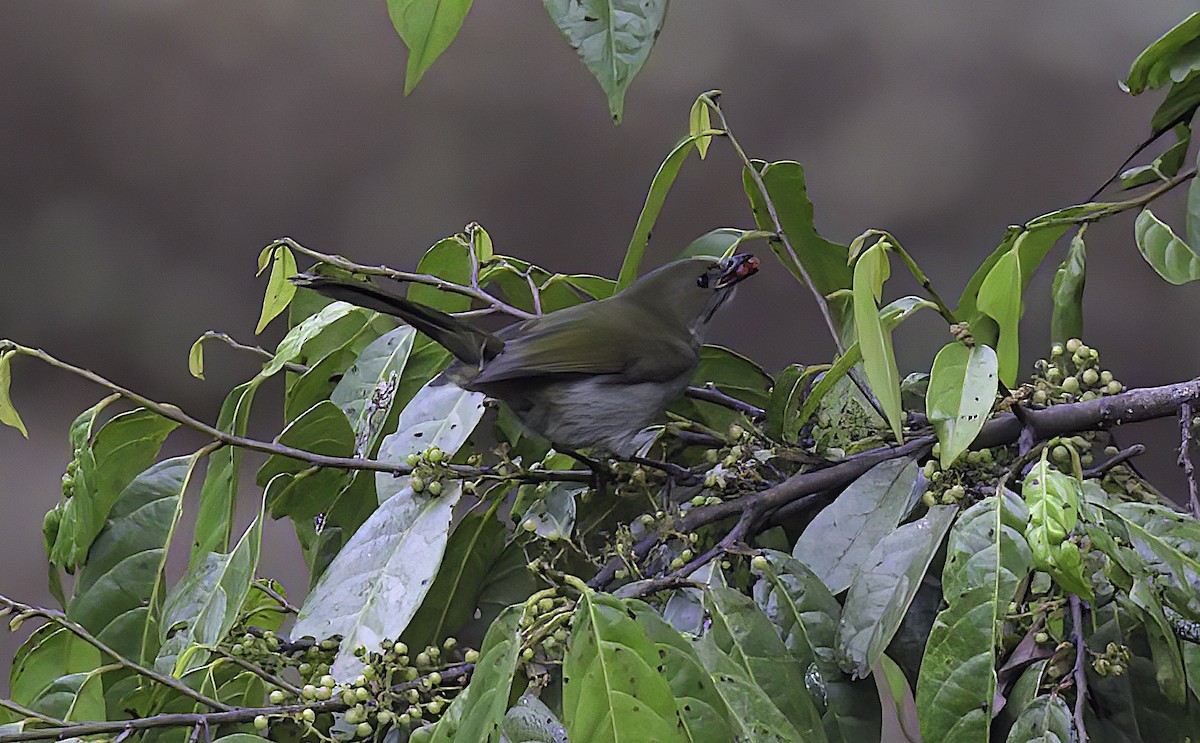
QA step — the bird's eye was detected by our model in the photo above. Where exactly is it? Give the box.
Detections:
[696,274,710,288]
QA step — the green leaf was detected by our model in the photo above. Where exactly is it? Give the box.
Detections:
[689,94,713,158]
[976,247,1021,387]
[260,301,362,378]
[1005,694,1073,743]
[1124,13,1200,94]
[766,363,818,444]
[429,603,526,743]
[793,458,918,594]
[402,503,506,652]
[255,244,297,334]
[693,635,808,742]
[187,336,205,380]
[332,326,418,455]
[1050,227,1087,348]
[1128,580,1186,705]
[68,457,197,655]
[0,350,27,437]
[836,506,956,679]
[676,345,773,431]
[852,241,903,441]
[408,237,474,313]
[502,695,569,743]
[703,586,827,740]
[1189,151,1200,251]
[679,228,747,260]
[156,490,265,675]
[1154,72,1200,135]
[389,0,476,95]
[561,591,687,743]
[9,626,102,719]
[916,496,1033,743]
[292,480,463,679]
[256,400,355,520]
[374,381,487,503]
[543,0,669,123]
[926,342,998,468]
[50,408,178,571]
[628,603,734,743]
[1135,207,1200,284]
[192,380,259,561]
[27,668,106,723]
[1023,458,1092,599]
[616,133,707,289]
[751,550,881,742]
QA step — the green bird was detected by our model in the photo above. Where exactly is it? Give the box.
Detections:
[292,253,759,458]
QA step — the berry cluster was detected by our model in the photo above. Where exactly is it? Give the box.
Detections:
[920,445,1010,507]
[1029,339,1124,406]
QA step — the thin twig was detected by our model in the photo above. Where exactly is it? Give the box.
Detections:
[211,648,303,696]
[1069,595,1089,743]
[201,331,308,374]
[0,341,590,485]
[273,237,536,320]
[1031,167,1197,229]
[685,385,765,419]
[1180,402,1200,519]
[0,700,63,726]
[254,580,300,615]
[0,596,232,712]
[1083,443,1146,479]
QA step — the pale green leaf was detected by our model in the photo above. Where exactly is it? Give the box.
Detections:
[977,247,1021,386]
[852,241,903,441]
[1135,207,1200,284]
[255,244,297,334]
[689,94,713,158]
[1006,694,1073,743]
[0,350,27,437]
[926,341,998,468]
[1124,13,1200,94]
[389,0,477,95]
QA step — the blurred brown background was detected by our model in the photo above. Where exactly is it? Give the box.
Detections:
[2,1,1198,693]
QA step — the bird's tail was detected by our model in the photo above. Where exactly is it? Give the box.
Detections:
[290,273,502,366]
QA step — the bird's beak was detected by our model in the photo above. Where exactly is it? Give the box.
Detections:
[714,253,760,289]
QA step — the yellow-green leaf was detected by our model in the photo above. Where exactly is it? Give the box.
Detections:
[0,351,28,438]
[389,0,477,95]
[255,246,298,334]
[852,241,903,441]
[1135,207,1200,285]
[927,342,998,468]
[188,336,205,380]
[690,94,713,158]
[976,248,1021,386]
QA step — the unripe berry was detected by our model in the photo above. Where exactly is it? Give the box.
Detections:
[522,518,537,532]
[464,649,480,663]
[269,690,286,704]
[301,708,316,723]
[751,555,768,571]
[426,446,444,463]
[410,476,425,493]
[427,480,443,496]
[355,722,373,738]
[1065,338,1082,354]
[301,684,317,699]
[1061,376,1080,394]
[254,715,268,731]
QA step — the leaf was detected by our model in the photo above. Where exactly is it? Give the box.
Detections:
[1023,458,1092,599]
[407,237,474,313]
[374,380,487,504]
[518,483,582,541]
[429,603,526,743]
[873,655,923,743]
[255,244,297,334]
[679,228,748,260]
[291,480,462,679]
[689,94,713,158]
[677,345,773,431]
[187,336,205,380]
[27,668,106,722]
[255,400,355,520]
[693,635,808,742]
[616,133,707,289]
[926,342,998,468]
[9,626,102,719]
[331,326,418,456]
[1128,580,1186,705]
[836,505,956,679]
[742,161,853,338]
[751,550,881,742]
[502,695,569,743]
[976,247,1022,386]
[852,241,903,441]
[1124,12,1200,94]
[389,0,476,95]
[561,591,687,743]
[50,408,178,571]
[283,313,395,424]
[1050,227,1087,347]
[793,458,918,594]
[1005,694,1073,743]
[402,503,506,652]
[260,301,361,378]
[766,363,818,444]
[0,350,27,437]
[916,496,1032,743]
[156,491,265,675]
[543,0,669,123]
[191,380,259,560]
[1135,207,1200,284]
[628,603,734,743]
[1189,151,1200,251]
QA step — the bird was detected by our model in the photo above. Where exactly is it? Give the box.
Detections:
[291,253,759,459]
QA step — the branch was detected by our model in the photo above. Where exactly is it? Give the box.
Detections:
[0,664,474,743]
[1032,167,1196,229]
[1069,595,1089,743]
[592,378,1200,588]
[200,331,308,374]
[1180,402,1200,519]
[271,237,536,320]
[0,596,231,712]
[685,385,765,420]
[0,341,590,485]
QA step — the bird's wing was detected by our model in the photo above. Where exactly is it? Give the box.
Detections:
[468,306,697,386]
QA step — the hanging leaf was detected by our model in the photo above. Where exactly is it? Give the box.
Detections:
[1006,694,1073,743]
[1050,227,1087,348]
[926,342,998,468]
[836,506,956,679]
[915,496,1032,742]
[543,0,669,124]
[976,247,1022,387]
[255,244,297,334]
[1124,12,1200,94]
[8,626,102,722]
[0,350,27,437]
[793,458,918,594]
[852,241,904,441]
[693,635,810,742]
[689,93,714,158]
[192,380,259,561]
[407,237,474,313]
[389,0,477,95]
[1135,208,1200,284]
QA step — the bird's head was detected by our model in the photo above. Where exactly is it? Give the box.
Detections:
[622,253,760,336]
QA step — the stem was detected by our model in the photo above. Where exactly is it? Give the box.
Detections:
[211,648,303,696]
[0,700,63,726]
[0,341,590,485]
[1070,595,1089,743]
[0,596,232,712]
[272,237,535,320]
[684,385,765,419]
[201,331,308,374]
[1180,402,1200,519]
[1031,167,1197,229]
[701,96,846,355]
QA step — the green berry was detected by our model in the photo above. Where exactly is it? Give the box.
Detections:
[428,671,442,685]
[1050,343,1064,357]
[410,476,425,493]
[320,674,336,688]
[1061,376,1080,394]
[443,636,457,651]
[522,518,537,532]
[355,722,373,738]
[1066,338,1082,354]
[406,453,420,467]
[315,686,332,700]
[376,710,393,726]
[269,690,286,704]
[415,652,431,667]
[254,715,268,731]
[1082,368,1099,386]
[355,687,370,702]
[1105,381,1123,395]
[395,642,408,655]
[301,684,317,699]
[751,555,769,571]
[1100,370,1113,384]
[465,649,480,663]
[427,446,444,463]
[1035,631,1050,644]
[522,648,534,661]
[301,708,316,723]
[427,480,443,496]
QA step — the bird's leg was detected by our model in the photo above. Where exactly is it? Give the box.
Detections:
[627,455,700,485]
